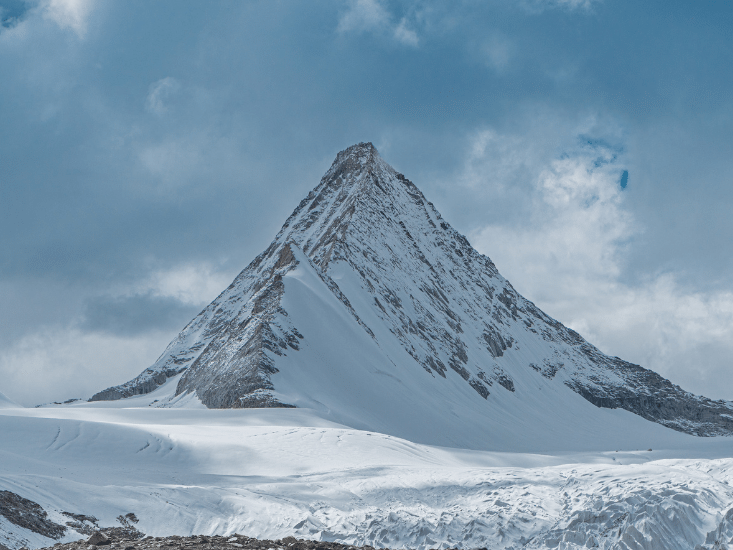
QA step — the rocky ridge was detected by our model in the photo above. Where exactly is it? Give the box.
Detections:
[24,516,733,550]
[33,533,416,550]
[34,529,424,550]
[0,490,141,550]
[90,142,733,437]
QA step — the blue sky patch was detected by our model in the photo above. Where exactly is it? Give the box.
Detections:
[620,170,629,189]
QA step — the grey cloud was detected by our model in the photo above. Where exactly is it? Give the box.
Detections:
[80,293,199,336]
[0,0,732,403]
[0,0,29,29]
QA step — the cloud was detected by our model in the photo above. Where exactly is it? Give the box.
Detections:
[146,76,181,115]
[467,132,733,400]
[135,131,247,194]
[517,0,599,14]
[337,0,390,34]
[138,137,205,186]
[546,0,596,8]
[337,0,419,47]
[458,128,536,193]
[85,261,237,335]
[0,0,30,29]
[481,36,512,71]
[80,292,199,336]
[0,258,238,406]
[137,262,236,306]
[471,135,633,302]
[0,327,174,406]
[41,0,95,37]
[393,18,418,47]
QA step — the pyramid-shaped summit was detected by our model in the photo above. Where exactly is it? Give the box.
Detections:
[92,143,733,449]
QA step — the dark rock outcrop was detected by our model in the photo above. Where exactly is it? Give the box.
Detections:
[0,491,66,540]
[34,533,391,550]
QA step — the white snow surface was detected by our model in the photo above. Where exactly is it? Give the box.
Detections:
[2,399,733,550]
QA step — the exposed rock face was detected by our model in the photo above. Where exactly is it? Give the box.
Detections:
[86,532,110,546]
[566,354,733,435]
[0,491,66,540]
[91,142,733,437]
[35,533,387,550]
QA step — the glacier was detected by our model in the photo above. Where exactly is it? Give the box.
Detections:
[1,396,733,550]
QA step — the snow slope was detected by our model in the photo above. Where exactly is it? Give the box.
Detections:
[2,405,733,550]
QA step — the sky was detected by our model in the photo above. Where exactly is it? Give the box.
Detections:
[1,0,732,406]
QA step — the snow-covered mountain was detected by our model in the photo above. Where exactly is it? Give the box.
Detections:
[91,142,733,443]
[6,144,733,550]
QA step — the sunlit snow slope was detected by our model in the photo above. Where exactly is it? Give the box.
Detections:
[91,142,733,444]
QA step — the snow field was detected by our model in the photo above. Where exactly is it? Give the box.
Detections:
[2,402,733,550]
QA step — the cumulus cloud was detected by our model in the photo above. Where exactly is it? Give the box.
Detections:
[88,260,237,335]
[547,0,596,8]
[136,130,247,193]
[458,128,536,193]
[138,137,202,186]
[0,0,29,29]
[467,132,733,400]
[0,0,95,40]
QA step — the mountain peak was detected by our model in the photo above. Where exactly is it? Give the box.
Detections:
[334,141,379,166]
[319,142,386,194]
[91,144,733,443]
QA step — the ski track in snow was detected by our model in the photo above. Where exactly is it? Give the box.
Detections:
[2,392,733,550]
